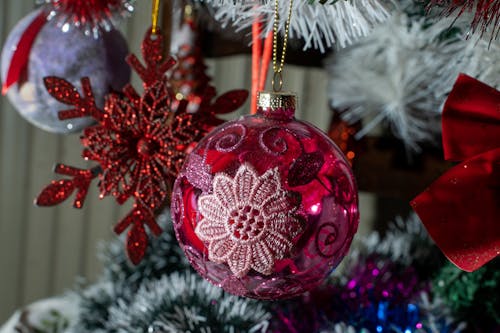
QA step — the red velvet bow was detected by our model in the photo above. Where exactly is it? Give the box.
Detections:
[411,73,500,272]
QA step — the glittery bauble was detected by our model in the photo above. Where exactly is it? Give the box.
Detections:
[172,91,359,300]
[1,9,130,134]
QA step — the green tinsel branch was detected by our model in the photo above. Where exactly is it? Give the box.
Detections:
[433,259,500,327]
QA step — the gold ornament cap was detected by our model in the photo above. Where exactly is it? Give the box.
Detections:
[257,91,297,110]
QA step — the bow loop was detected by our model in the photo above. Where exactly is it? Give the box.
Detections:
[442,73,500,161]
[412,74,500,272]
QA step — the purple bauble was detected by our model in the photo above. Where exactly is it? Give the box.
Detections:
[1,9,130,134]
[171,91,359,300]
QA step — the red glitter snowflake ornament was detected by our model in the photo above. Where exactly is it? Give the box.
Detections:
[36,28,248,264]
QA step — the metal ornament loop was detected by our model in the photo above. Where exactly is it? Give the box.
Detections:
[272,72,283,92]
[151,0,161,35]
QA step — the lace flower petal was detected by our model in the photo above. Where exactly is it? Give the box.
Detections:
[198,195,228,225]
[213,174,237,209]
[234,164,258,204]
[228,245,252,277]
[250,167,281,204]
[209,238,236,262]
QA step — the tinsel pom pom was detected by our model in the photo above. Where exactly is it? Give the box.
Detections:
[37,0,135,36]
[326,9,500,150]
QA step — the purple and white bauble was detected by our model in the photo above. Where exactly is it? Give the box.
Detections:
[1,9,130,134]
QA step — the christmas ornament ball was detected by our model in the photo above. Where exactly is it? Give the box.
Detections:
[172,91,359,299]
[1,9,131,134]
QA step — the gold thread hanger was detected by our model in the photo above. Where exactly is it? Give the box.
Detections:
[151,0,161,35]
[272,0,294,92]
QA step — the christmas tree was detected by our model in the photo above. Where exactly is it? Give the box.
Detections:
[0,0,498,332]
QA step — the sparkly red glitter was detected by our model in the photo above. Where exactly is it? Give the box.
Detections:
[41,0,134,34]
[36,27,248,264]
[114,205,161,265]
[36,164,100,208]
[126,29,176,88]
[427,0,499,38]
[80,78,198,210]
[44,76,101,120]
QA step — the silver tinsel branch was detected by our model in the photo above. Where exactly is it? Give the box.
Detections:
[201,0,393,52]
[0,213,475,333]
[361,213,436,266]
[326,8,500,150]
[106,271,271,333]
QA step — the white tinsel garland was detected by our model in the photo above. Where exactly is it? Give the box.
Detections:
[326,11,500,150]
[362,213,436,266]
[202,0,393,52]
[107,271,271,333]
[336,212,442,283]
[456,36,500,89]
[0,295,79,333]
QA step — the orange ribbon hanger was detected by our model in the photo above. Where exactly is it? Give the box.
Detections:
[251,17,273,114]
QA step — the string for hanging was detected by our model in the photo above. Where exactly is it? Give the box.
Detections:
[272,0,293,92]
[151,0,161,35]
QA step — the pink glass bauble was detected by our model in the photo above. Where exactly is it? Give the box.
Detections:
[1,9,130,134]
[171,91,359,300]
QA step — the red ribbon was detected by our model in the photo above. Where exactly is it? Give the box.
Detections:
[411,73,500,272]
[251,18,273,115]
[2,11,47,95]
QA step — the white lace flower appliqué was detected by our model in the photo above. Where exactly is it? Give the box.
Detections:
[195,163,304,278]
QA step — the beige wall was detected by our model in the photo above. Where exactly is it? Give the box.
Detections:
[0,1,375,322]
